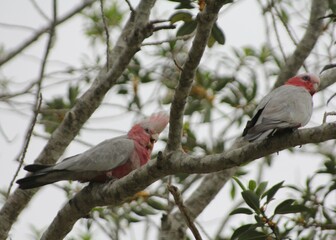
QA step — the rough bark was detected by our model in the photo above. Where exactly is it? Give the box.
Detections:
[167,0,226,151]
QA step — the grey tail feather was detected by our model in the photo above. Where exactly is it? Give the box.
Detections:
[24,164,52,172]
[16,173,57,189]
[16,168,71,189]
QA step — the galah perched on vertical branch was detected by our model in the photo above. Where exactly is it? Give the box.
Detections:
[243,73,320,141]
[17,111,169,189]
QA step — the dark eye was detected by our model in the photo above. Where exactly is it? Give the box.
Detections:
[302,75,310,81]
[144,128,150,133]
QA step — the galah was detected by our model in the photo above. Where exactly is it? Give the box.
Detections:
[17,111,169,189]
[242,73,320,141]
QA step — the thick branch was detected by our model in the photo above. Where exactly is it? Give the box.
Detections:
[42,122,336,239]
[167,1,225,151]
[0,1,156,239]
[0,0,95,67]
[319,67,336,91]
[273,0,328,88]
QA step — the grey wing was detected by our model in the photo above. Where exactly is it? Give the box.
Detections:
[257,86,312,129]
[244,86,312,141]
[53,136,135,172]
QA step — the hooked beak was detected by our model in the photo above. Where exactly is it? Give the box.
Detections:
[313,82,319,92]
[147,133,159,150]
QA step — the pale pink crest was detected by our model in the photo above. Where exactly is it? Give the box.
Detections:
[139,111,169,134]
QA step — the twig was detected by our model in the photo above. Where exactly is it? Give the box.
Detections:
[0,123,14,143]
[0,22,35,31]
[173,58,183,71]
[322,111,336,123]
[0,80,38,100]
[326,92,336,105]
[6,0,57,197]
[6,94,42,197]
[141,33,194,46]
[124,0,135,13]
[29,0,50,21]
[0,0,95,67]
[167,184,203,240]
[100,0,110,70]
[268,0,287,64]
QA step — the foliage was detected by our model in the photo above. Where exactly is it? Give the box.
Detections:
[230,157,336,240]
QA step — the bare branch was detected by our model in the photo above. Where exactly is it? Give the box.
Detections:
[168,184,202,240]
[273,0,328,88]
[99,0,110,70]
[124,0,135,13]
[319,66,336,91]
[0,0,95,67]
[167,0,226,151]
[160,168,237,239]
[29,0,50,21]
[6,0,57,197]
[41,122,336,240]
[323,111,336,123]
[141,33,194,46]
[6,94,42,197]
[0,22,35,31]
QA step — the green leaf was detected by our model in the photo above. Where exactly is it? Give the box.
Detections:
[330,0,336,14]
[241,190,260,213]
[170,11,193,24]
[238,230,269,240]
[230,182,236,199]
[207,34,216,48]
[255,181,268,196]
[274,199,296,214]
[203,103,212,122]
[230,207,254,216]
[132,206,157,216]
[230,224,256,240]
[262,181,284,203]
[124,214,141,223]
[211,23,225,45]
[274,201,309,215]
[232,177,246,191]
[248,180,257,191]
[176,20,197,36]
[146,198,167,211]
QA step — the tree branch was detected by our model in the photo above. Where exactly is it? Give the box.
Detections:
[168,185,203,240]
[160,168,237,239]
[166,0,226,151]
[0,0,156,239]
[6,0,58,197]
[0,0,95,67]
[273,0,328,88]
[41,122,336,239]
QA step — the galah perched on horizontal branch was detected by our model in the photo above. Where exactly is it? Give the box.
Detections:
[243,73,320,142]
[17,111,169,189]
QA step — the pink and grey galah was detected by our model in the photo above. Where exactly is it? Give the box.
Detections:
[243,73,320,141]
[17,111,169,189]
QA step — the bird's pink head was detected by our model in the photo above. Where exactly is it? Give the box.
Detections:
[285,73,320,95]
[128,111,169,149]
